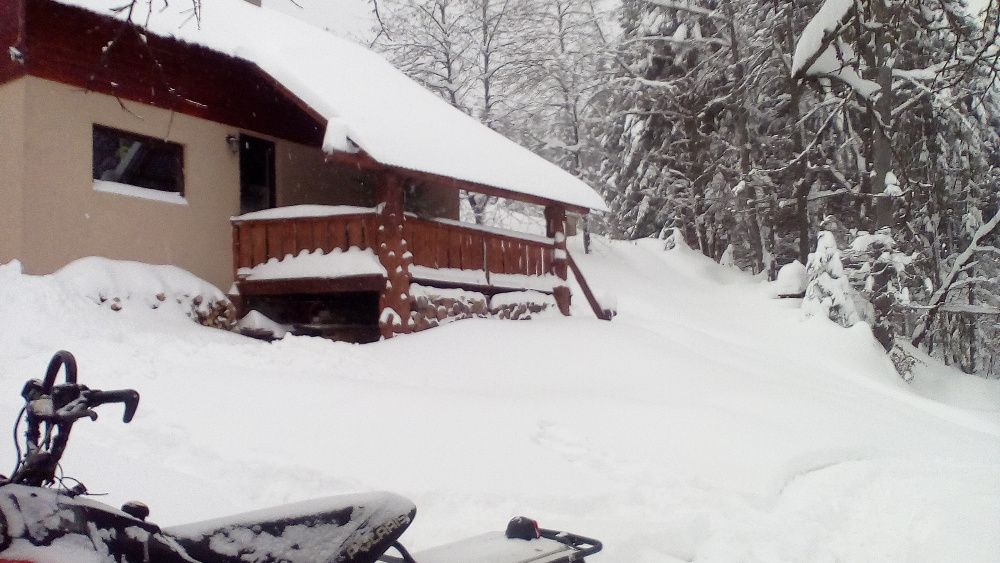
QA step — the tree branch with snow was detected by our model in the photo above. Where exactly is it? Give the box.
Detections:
[911,206,1000,348]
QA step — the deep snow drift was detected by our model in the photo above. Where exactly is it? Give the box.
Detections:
[0,239,997,562]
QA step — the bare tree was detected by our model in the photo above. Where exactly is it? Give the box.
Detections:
[371,0,475,113]
[372,0,557,224]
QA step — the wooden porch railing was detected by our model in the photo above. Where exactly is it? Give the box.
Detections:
[231,212,379,276]
[232,212,556,283]
[230,207,612,335]
[403,217,555,278]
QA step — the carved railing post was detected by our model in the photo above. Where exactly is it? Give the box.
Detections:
[375,172,412,338]
[545,205,571,316]
[230,223,246,317]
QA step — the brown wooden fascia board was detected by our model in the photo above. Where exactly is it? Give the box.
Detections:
[251,63,328,130]
[0,0,27,85]
[19,0,325,147]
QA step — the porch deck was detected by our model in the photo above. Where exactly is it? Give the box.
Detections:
[230,202,600,340]
[231,207,563,297]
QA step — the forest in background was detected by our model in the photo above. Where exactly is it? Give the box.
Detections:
[370,0,1000,378]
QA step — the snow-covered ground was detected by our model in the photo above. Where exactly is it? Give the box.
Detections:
[0,238,997,562]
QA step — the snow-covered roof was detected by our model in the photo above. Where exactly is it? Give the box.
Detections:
[53,0,608,212]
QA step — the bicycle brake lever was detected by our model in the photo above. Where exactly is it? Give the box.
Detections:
[87,390,140,423]
[121,391,139,423]
[122,391,139,423]
[56,398,99,422]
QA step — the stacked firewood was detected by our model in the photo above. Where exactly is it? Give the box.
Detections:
[489,301,549,320]
[193,297,237,330]
[407,286,553,332]
[408,293,489,332]
[99,292,236,330]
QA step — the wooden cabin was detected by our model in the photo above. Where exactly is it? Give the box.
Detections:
[0,0,609,341]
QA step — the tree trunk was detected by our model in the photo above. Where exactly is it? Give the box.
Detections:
[465,192,489,225]
[685,116,710,256]
[787,83,811,266]
[725,6,764,274]
[869,10,896,352]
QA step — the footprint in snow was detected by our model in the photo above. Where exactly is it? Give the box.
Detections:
[532,420,591,463]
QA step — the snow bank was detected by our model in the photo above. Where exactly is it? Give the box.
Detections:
[236,310,290,339]
[50,257,233,327]
[0,259,24,281]
[769,260,808,297]
[54,0,607,212]
[0,237,998,561]
[903,343,1000,411]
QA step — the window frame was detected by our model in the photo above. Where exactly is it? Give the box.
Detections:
[92,124,186,196]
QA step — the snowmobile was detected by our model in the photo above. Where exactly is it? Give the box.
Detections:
[0,351,602,562]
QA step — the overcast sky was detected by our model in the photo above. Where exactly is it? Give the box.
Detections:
[263,0,376,42]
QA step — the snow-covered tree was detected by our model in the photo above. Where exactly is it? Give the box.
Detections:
[371,0,475,113]
[512,0,609,178]
[789,0,1000,351]
[371,0,1000,375]
[599,0,731,251]
[803,231,863,327]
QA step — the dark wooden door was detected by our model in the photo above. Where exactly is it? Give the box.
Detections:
[239,134,276,215]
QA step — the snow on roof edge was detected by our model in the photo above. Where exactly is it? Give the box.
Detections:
[51,0,609,212]
[247,43,610,212]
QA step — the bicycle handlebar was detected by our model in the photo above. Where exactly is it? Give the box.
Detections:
[9,352,142,486]
[37,352,139,423]
[86,389,140,423]
[42,350,77,392]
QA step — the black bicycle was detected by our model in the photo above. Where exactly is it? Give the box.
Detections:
[0,351,601,562]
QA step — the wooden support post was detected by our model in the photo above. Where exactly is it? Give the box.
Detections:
[375,172,412,338]
[229,223,246,318]
[545,205,571,316]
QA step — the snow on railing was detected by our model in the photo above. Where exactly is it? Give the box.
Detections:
[233,207,559,287]
[403,216,555,279]
[232,209,379,275]
[232,205,378,223]
[238,248,386,281]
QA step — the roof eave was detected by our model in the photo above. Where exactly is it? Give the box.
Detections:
[325,150,598,215]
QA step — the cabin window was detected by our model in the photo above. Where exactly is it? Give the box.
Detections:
[92,125,184,194]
